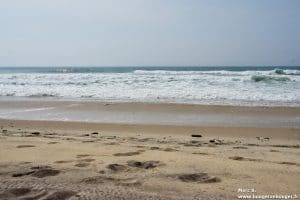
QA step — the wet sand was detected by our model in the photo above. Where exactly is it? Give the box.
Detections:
[0,115,300,199]
[0,99,300,128]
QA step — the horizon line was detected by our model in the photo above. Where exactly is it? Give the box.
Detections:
[0,65,300,68]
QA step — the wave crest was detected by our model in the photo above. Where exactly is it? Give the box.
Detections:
[251,75,291,82]
[274,68,300,75]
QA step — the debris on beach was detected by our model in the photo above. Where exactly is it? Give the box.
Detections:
[191,134,202,138]
[256,137,270,141]
[31,132,40,136]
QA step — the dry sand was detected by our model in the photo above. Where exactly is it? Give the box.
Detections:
[0,104,299,199]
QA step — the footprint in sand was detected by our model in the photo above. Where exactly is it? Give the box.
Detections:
[113,151,142,156]
[31,169,60,178]
[127,160,164,169]
[12,166,60,178]
[270,149,280,152]
[0,188,31,198]
[44,190,76,200]
[47,142,59,144]
[76,154,92,158]
[54,160,74,164]
[276,161,300,166]
[105,160,165,173]
[75,163,90,167]
[81,176,141,186]
[106,164,128,172]
[192,152,210,155]
[74,158,95,167]
[229,156,262,162]
[233,146,248,149]
[79,158,95,162]
[172,173,221,183]
[162,147,178,152]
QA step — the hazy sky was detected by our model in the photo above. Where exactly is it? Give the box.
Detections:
[0,0,299,66]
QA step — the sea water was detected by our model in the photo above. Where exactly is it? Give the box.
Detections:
[0,66,299,106]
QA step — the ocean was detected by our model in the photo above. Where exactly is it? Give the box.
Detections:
[0,66,299,106]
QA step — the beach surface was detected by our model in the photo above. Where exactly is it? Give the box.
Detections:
[0,100,299,199]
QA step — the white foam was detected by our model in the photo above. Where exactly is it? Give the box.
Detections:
[0,71,299,106]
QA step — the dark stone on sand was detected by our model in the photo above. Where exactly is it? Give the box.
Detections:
[209,139,223,145]
[2,129,7,133]
[82,134,90,137]
[31,169,60,178]
[91,132,99,135]
[44,191,76,200]
[191,134,202,138]
[31,132,40,136]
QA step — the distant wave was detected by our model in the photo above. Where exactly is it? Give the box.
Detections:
[274,68,300,75]
[134,69,300,77]
[251,75,291,82]
[133,70,258,76]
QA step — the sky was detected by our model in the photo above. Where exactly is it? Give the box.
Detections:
[0,0,299,66]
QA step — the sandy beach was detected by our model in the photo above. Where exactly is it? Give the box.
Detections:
[1,0,300,199]
[0,101,299,199]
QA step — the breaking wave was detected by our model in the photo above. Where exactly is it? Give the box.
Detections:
[251,75,291,82]
[0,66,299,106]
[274,68,300,75]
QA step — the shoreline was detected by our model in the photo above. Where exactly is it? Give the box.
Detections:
[0,98,299,128]
[1,96,300,108]
[1,118,300,141]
